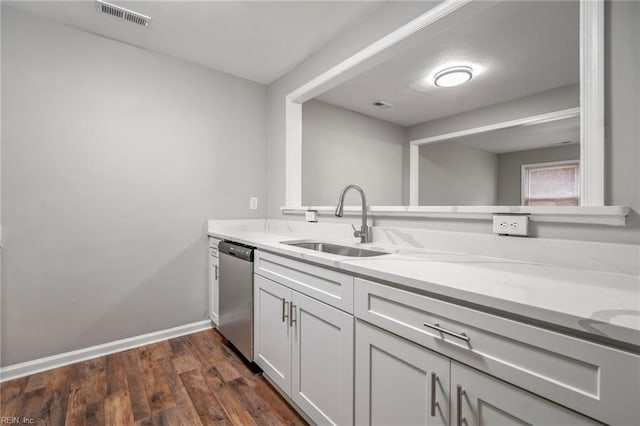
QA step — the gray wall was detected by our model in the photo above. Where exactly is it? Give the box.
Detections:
[497,144,580,205]
[302,100,406,206]
[1,8,267,366]
[267,0,640,244]
[419,142,497,205]
[605,0,640,238]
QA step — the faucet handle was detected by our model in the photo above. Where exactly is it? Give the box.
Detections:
[351,224,364,239]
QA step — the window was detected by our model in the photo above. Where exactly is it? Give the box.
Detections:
[521,161,580,206]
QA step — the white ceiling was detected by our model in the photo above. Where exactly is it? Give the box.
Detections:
[316,0,580,126]
[4,0,383,85]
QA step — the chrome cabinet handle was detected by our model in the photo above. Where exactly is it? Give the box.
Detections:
[423,322,470,342]
[456,385,463,426]
[430,372,437,417]
[214,265,218,280]
[282,298,289,323]
[289,303,296,327]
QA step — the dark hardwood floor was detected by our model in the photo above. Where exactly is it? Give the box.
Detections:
[0,329,307,425]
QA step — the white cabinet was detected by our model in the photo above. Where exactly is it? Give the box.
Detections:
[209,255,219,325]
[254,274,354,425]
[354,277,640,425]
[209,237,221,326]
[452,361,598,426]
[251,251,637,425]
[355,320,450,426]
[292,290,354,426]
[254,274,292,393]
[355,321,599,426]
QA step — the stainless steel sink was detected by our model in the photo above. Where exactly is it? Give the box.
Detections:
[282,240,387,257]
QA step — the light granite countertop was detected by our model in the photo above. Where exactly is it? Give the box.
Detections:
[208,225,640,351]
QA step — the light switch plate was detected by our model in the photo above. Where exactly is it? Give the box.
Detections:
[249,197,258,210]
[492,215,529,236]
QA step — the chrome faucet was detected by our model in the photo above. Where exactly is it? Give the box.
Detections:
[335,184,370,243]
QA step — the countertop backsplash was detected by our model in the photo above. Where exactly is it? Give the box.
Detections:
[208,219,639,276]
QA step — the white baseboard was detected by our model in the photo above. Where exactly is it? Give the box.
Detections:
[209,313,219,327]
[0,319,213,383]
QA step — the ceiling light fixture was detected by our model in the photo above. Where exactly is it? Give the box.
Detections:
[433,66,473,88]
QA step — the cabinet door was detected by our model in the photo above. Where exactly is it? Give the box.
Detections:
[355,320,450,426]
[254,275,292,394]
[451,361,599,426]
[291,291,354,425]
[209,251,219,326]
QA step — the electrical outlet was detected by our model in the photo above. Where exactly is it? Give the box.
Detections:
[492,215,529,236]
[249,197,258,210]
[305,210,318,222]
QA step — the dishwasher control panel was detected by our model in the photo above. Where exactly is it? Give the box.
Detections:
[219,240,254,261]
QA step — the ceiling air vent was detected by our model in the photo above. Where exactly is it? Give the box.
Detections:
[96,0,151,27]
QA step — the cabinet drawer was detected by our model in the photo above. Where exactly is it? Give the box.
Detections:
[255,251,354,313]
[354,278,639,425]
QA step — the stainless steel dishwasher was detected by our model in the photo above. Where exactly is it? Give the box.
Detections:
[218,240,255,362]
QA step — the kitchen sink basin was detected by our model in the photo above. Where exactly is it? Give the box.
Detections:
[282,240,387,257]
